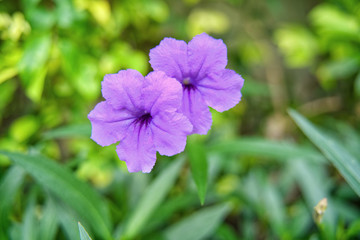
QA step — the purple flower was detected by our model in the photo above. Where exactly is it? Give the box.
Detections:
[88,70,192,173]
[150,33,244,135]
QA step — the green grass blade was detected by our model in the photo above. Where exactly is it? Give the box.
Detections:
[79,222,93,240]
[0,166,25,237]
[291,159,336,238]
[164,203,231,240]
[123,157,185,238]
[288,109,360,197]
[39,197,59,240]
[209,137,324,162]
[0,151,112,239]
[22,189,38,240]
[142,194,198,234]
[57,204,82,240]
[187,140,208,205]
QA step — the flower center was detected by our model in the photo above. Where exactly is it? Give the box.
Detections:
[182,77,196,91]
[133,113,152,128]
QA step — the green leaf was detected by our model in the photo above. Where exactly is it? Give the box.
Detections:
[164,203,231,240]
[187,139,208,205]
[289,109,360,197]
[56,204,82,240]
[59,40,100,100]
[142,194,198,234]
[123,157,185,238]
[18,33,52,102]
[0,166,26,236]
[39,197,59,240]
[0,151,112,240]
[10,115,40,142]
[209,137,324,162]
[78,222,93,240]
[310,4,360,40]
[263,180,286,235]
[0,67,18,84]
[346,219,360,239]
[22,188,39,240]
[274,25,318,68]
[42,123,91,140]
[291,159,336,238]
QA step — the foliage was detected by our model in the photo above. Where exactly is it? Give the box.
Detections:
[1,0,360,239]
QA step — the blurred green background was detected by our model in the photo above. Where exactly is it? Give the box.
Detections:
[1,0,360,239]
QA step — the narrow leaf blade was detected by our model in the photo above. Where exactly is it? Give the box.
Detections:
[0,151,112,239]
[209,137,324,162]
[78,222,93,240]
[288,109,360,196]
[187,140,208,205]
[0,166,25,235]
[164,203,231,240]
[124,157,184,238]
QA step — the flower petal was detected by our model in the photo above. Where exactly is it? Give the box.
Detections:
[197,69,244,112]
[181,89,212,135]
[88,101,136,146]
[188,33,227,81]
[149,38,189,80]
[116,125,156,173]
[151,112,193,156]
[102,69,144,112]
[142,71,183,115]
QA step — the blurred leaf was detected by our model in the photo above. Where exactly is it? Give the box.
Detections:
[101,42,149,76]
[142,194,198,234]
[274,25,318,68]
[56,204,82,240]
[20,0,55,30]
[291,159,336,238]
[124,157,185,238]
[310,4,360,40]
[9,222,22,240]
[214,224,238,240]
[346,219,360,239]
[20,0,41,8]
[316,58,359,89]
[143,0,169,23]
[187,139,208,205]
[332,198,360,222]
[0,67,17,84]
[263,181,286,236]
[238,43,263,66]
[354,71,360,98]
[0,80,16,113]
[187,9,229,37]
[240,79,269,97]
[9,115,40,142]
[335,120,360,158]
[22,188,38,240]
[78,222,93,240]
[289,109,360,197]
[164,203,231,240]
[54,0,76,28]
[59,40,100,100]
[18,33,52,102]
[39,197,59,240]
[0,151,112,239]
[87,0,111,26]
[287,201,312,239]
[209,137,324,162]
[42,123,91,140]
[0,166,25,236]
